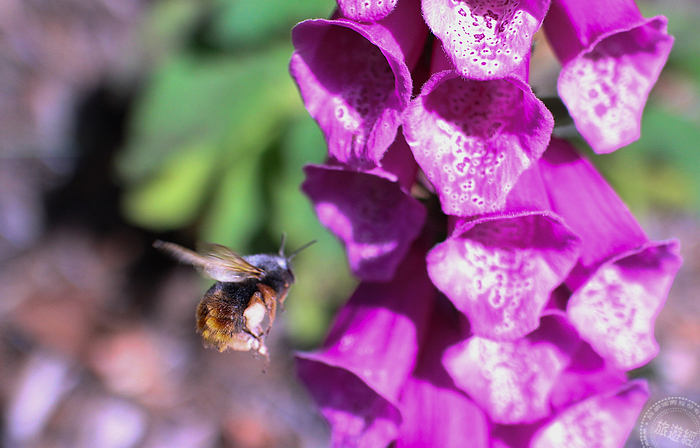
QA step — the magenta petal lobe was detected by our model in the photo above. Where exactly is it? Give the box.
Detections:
[531,380,649,447]
[558,17,674,153]
[423,0,551,80]
[297,359,401,448]
[302,164,426,282]
[443,315,580,424]
[291,20,411,166]
[404,71,553,216]
[567,240,682,371]
[296,248,434,445]
[338,0,398,22]
[427,214,581,341]
[398,378,489,448]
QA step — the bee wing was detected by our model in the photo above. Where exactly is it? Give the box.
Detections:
[154,240,263,282]
[196,242,265,281]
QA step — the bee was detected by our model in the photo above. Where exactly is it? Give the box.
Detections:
[154,237,315,358]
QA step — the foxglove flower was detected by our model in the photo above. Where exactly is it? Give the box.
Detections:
[529,380,649,447]
[291,0,678,445]
[397,297,489,448]
[474,312,647,446]
[442,313,580,424]
[543,0,674,153]
[422,0,551,81]
[539,138,683,370]
[426,166,581,341]
[296,245,434,446]
[491,380,649,447]
[403,45,554,216]
[290,0,427,167]
[301,136,425,282]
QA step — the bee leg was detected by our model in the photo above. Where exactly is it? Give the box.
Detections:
[244,292,267,336]
[241,327,269,361]
[257,284,277,335]
[242,293,270,359]
[278,290,289,312]
[224,332,259,353]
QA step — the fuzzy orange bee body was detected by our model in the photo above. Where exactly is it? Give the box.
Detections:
[154,238,313,358]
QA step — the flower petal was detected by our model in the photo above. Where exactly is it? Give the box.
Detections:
[403,69,553,216]
[296,247,434,446]
[337,0,398,22]
[290,0,427,166]
[398,377,489,448]
[548,338,627,410]
[539,138,648,289]
[297,359,402,447]
[567,240,682,370]
[422,0,550,80]
[443,314,580,424]
[427,213,580,341]
[544,0,673,153]
[539,139,683,370]
[398,296,489,447]
[298,244,434,403]
[302,163,426,282]
[531,380,649,447]
[363,131,420,192]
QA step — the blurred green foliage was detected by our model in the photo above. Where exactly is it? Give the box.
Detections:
[117,0,355,347]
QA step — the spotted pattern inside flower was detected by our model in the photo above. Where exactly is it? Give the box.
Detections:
[313,26,397,160]
[567,263,657,371]
[427,215,580,341]
[408,75,532,216]
[423,0,547,79]
[567,240,680,371]
[444,334,570,424]
[531,382,649,447]
[339,0,398,22]
[461,221,537,332]
[558,21,673,153]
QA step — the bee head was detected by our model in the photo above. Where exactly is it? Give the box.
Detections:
[275,236,317,285]
[244,237,316,294]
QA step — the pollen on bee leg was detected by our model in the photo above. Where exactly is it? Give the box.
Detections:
[258,284,277,334]
[244,292,267,338]
[223,332,257,352]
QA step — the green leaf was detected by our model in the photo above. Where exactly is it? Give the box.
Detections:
[201,155,263,251]
[208,0,334,47]
[117,44,301,183]
[122,140,218,230]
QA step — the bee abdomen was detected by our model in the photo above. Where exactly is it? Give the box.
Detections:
[195,282,255,351]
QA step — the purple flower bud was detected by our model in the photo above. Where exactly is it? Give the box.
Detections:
[544,0,674,153]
